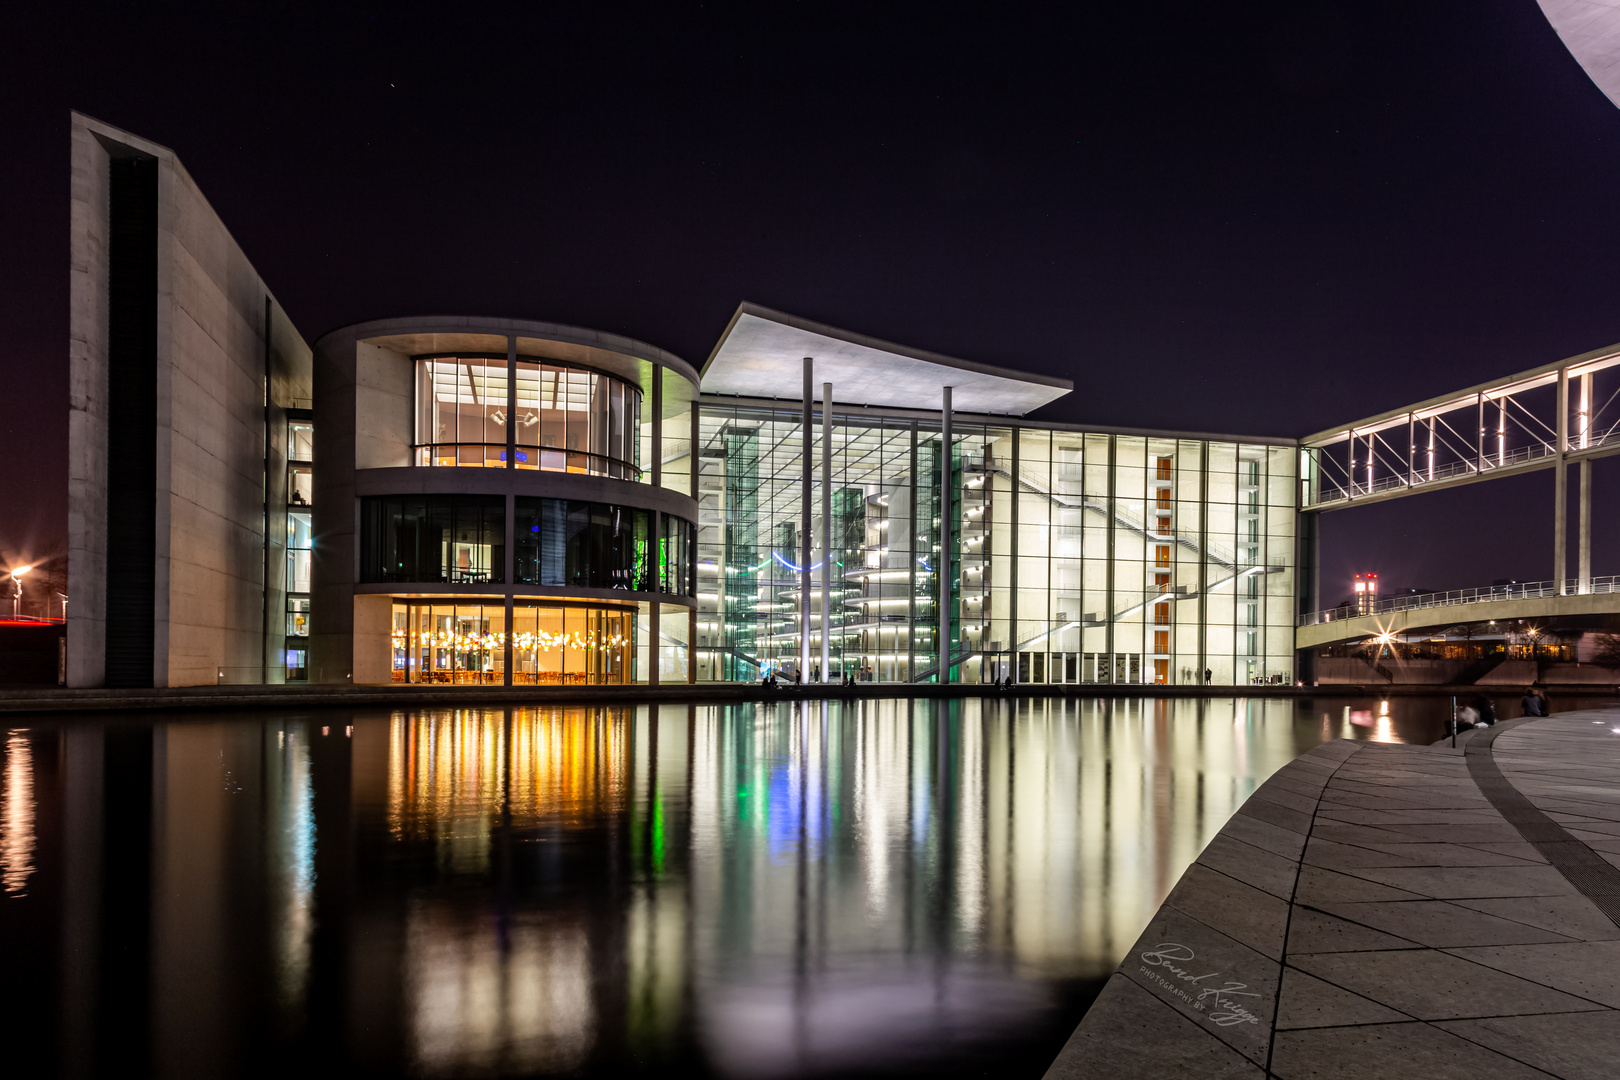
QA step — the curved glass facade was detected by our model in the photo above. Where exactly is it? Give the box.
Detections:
[513,497,694,597]
[415,355,642,479]
[390,599,633,684]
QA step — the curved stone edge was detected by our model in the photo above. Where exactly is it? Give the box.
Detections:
[1044,739,1364,1078]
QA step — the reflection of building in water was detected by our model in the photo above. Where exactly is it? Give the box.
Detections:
[682,697,1308,1074]
[405,903,595,1075]
[27,700,1318,1078]
[1,731,34,895]
[386,707,633,853]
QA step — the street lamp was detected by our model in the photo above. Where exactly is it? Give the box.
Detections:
[10,565,31,619]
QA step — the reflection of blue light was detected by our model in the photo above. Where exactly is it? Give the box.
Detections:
[772,552,823,573]
[917,556,934,572]
[531,524,540,533]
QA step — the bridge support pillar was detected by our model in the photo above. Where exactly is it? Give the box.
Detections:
[1555,369,1569,595]
[1580,458,1592,594]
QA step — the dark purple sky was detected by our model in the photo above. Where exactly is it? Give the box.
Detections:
[4,1,1618,604]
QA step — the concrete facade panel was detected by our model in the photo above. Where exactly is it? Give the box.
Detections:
[66,112,311,688]
[67,119,111,687]
[354,342,412,469]
[352,594,393,685]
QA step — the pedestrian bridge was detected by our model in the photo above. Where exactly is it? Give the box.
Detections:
[1296,576,1620,649]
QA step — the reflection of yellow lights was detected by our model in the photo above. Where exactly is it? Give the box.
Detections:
[1,732,35,896]
[389,629,629,651]
[1379,700,1389,715]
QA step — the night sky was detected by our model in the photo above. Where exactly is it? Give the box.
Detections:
[4,1,1619,606]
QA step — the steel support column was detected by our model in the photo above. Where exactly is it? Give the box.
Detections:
[1556,368,1569,594]
[1008,429,1019,684]
[1580,459,1592,594]
[940,385,953,683]
[801,358,813,681]
[504,333,517,687]
[820,381,831,682]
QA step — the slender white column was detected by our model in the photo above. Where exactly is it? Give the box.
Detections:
[940,386,952,683]
[1580,459,1592,593]
[801,358,813,682]
[1556,369,1569,594]
[821,381,832,683]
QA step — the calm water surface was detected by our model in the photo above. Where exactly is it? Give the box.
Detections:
[0,695,1537,1078]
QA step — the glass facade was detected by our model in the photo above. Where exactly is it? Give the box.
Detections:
[361,495,506,584]
[285,414,313,682]
[512,498,695,596]
[390,599,634,684]
[695,403,1297,685]
[415,355,642,478]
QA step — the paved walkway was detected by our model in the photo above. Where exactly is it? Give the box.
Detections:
[1046,708,1620,1079]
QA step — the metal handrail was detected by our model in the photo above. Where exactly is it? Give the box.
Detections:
[415,442,643,480]
[1298,574,1620,626]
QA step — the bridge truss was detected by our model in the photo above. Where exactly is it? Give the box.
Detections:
[1300,341,1620,595]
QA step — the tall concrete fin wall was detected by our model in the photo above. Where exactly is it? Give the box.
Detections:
[67,112,312,688]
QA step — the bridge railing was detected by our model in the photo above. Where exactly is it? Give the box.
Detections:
[1297,574,1620,627]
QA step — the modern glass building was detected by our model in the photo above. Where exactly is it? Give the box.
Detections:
[690,306,1298,687]
[300,307,1295,688]
[60,111,1297,689]
[309,317,701,688]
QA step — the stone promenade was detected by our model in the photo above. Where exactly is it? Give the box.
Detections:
[1047,708,1620,1080]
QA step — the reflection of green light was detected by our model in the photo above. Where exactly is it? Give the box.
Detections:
[738,787,748,798]
[651,797,666,876]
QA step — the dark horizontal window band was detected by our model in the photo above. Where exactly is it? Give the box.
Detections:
[513,497,694,597]
[360,494,694,598]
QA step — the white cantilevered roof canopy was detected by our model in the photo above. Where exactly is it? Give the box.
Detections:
[701,303,1073,415]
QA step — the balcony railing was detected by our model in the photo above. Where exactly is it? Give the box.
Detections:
[1298,574,1620,626]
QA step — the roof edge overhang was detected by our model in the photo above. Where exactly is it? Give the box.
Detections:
[701,302,1073,416]
[696,392,1298,446]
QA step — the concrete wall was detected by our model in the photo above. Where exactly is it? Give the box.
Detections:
[351,594,393,685]
[67,118,112,687]
[1316,656,1473,684]
[67,112,311,687]
[355,342,412,470]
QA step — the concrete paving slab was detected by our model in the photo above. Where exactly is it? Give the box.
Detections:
[1458,841,1551,863]
[1166,863,1291,960]
[1450,896,1620,941]
[1222,812,1308,860]
[1344,841,1543,867]
[1289,948,1604,1020]
[1042,974,1263,1080]
[1271,1022,1556,1080]
[1436,1010,1620,1080]
[1118,906,1279,1065]
[1274,966,1412,1030]
[1285,908,1420,955]
[1250,785,1324,815]
[1195,833,1300,901]
[1310,900,1574,948]
[1371,822,1531,844]
[1266,773,1331,799]
[1339,864,1577,900]
[1236,796,1313,836]
[1294,865,1427,905]
[1443,941,1620,1008]
[1302,838,1424,872]
[1054,712,1620,1077]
